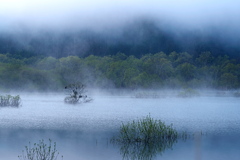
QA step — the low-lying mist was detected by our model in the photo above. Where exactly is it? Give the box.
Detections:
[1,0,240,92]
[0,0,240,58]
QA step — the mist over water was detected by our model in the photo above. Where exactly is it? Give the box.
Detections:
[1,1,240,159]
[0,91,240,160]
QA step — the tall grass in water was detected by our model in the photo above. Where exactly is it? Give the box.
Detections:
[115,115,179,144]
[18,139,63,160]
[0,95,21,107]
[112,115,187,160]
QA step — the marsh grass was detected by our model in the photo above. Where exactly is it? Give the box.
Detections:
[113,115,180,144]
[18,139,63,160]
[0,95,21,107]
[112,115,188,159]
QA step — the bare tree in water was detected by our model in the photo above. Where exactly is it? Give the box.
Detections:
[64,83,92,104]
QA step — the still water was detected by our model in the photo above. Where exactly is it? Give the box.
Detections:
[0,91,240,160]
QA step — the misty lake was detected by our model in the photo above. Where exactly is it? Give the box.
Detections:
[0,91,240,160]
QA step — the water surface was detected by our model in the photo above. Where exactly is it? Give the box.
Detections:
[0,92,239,160]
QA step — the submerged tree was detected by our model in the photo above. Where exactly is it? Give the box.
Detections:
[64,82,92,104]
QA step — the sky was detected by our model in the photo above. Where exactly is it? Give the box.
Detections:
[0,0,240,32]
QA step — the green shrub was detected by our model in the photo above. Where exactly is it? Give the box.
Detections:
[112,115,187,159]
[113,115,179,144]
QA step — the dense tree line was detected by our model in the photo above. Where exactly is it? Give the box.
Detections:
[0,51,239,91]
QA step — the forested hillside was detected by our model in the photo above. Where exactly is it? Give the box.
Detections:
[1,20,240,59]
[0,52,239,91]
[1,20,239,91]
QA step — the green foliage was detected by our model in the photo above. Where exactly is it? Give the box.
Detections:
[173,52,192,66]
[219,73,238,89]
[0,52,240,91]
[0,95,21,107]
[18,139,62,160]
[176,63,196,81]
[196,51,214,67]
[113,115,179,144]
[112,115,187,160]
[36,57,59,70]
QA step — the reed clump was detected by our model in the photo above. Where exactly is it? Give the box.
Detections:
[112,115,188,159]
[0,95,21,107]
[18,139,63,160]
[113,115,180,144]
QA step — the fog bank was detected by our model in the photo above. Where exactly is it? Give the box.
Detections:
[1,0,240,31]
[0,0,240,58]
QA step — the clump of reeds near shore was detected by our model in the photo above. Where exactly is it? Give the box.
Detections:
[111,115,188,159]
[18,139,63,160]
[112,115,186,144]
[0,95,21,107]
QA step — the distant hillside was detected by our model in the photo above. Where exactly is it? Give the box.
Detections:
[0,19,239,59]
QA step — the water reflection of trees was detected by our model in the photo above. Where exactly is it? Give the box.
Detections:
[117,137,178,160]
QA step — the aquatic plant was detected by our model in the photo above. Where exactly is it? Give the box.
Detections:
[112,115,187,159]
[0,95,21,107]
[18,139,63,160]
[113,115,180,144]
